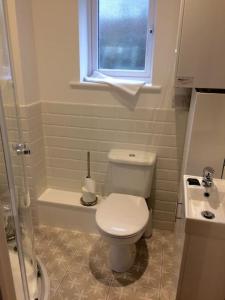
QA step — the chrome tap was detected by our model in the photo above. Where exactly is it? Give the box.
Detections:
[202,166,215,187]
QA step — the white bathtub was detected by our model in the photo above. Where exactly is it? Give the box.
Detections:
[37,189,102,233]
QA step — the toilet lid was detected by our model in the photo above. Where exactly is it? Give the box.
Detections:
[96,193,149,237]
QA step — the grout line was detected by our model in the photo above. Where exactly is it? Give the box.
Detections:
[52,270,69,298]
[45,146,108,154]
[42,111,177,123]
[106,278,114,300]
[44,141,178,151]
[44,140,178,149]
[43,154,179,164]
[42,112,176,122]
[43,124,177,138]
[158,243,165,300]
[46,167,106,176]
[42,120,177,128]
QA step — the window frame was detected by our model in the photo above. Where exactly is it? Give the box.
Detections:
[88,0,155,80]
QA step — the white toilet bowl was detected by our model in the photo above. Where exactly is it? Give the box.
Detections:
[96,193,149,272]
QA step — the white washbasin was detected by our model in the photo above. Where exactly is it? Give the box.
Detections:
[183,175,225,238]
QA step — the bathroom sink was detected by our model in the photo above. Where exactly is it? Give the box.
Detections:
[183,175,225,238]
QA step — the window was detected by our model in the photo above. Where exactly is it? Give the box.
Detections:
[89,0,154,79]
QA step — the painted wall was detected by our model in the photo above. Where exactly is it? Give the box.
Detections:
[5,0,39,105]
[183,91,225,178]
[31,0,181,108]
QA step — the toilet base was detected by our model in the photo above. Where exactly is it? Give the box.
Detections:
[109,243,136,272]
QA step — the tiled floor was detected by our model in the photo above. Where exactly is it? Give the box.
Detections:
[34,222,184,300]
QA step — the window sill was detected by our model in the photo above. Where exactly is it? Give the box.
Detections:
[69,80,162,94]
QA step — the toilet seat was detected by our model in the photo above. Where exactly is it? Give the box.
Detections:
[96,193,149,238]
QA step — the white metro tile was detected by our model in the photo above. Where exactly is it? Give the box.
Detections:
[155,180,178,192]
[154,200,177,213]
[153,190,178,203]
[157,158,180,170]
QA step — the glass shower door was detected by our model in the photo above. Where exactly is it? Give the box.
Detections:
[0,121,29,300]
[0,0,38,299]
[0,85,38,300]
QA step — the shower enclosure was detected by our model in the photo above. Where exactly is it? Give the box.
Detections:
[0,1,48,299]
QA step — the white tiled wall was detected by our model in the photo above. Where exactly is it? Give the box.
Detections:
[0,101,46,224]
[0,100,188,230]
[42,102,188,230]
[19,103,47,223]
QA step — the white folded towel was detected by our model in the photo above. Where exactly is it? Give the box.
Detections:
[84,71,145,96]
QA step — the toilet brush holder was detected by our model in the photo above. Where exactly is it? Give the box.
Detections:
[81,151,97,206]
[80,186,97,206]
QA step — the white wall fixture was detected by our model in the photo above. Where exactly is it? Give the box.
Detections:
[177,175,225,300]
[182,90,225,178]
[95,149,155,272]
[176,0,225,88]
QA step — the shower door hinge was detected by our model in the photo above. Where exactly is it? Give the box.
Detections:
[12,143,31,155]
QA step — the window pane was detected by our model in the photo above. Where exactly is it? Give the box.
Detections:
[98,0,149,71]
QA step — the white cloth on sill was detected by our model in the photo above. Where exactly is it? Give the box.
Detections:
[84,71,145,96]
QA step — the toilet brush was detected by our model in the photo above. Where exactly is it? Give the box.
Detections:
[87,151,90,177]
[81,151,97,206]
[85,151,96,193]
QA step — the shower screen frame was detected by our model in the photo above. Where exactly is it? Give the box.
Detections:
[0,89,31,300]
[0,205,16,300]
[0,0,38,299]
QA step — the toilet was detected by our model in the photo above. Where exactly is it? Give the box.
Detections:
[95,149,156,272]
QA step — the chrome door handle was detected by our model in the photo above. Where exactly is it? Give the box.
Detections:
[12,143,31,155]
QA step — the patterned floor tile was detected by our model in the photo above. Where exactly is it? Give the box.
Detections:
[35,226,76,295]
[108,285,159,300]
[54,266,111,300]
[111,239,162,290]
[159,287,177,300]
[34,224,184,300]
[161,271,179,290]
